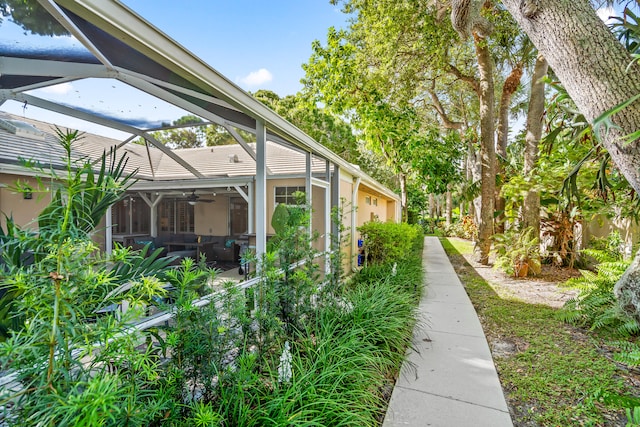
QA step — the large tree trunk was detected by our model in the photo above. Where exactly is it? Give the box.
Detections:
[495,65,523,234]
[474,35,496,264]
[500,0,640,316]
[500,0,640,192]
[522,55,548,237]
[399,172,409,222]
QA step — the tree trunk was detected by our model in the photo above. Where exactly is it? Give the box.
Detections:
[474,34,496,264]
[446,189,453,226]
[429,193,436,218]
[522,55,548,237]
[399,172,409,222]
[500,0,640,193]
[495,65,524,233]
[500,0,640,316]
[467,141,482,227]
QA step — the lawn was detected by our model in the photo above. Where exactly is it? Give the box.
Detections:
[441,237,640,426]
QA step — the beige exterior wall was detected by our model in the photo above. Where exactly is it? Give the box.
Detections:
[263,178,306,235]
[0,174,52,231]
[194,195,230,236]
[357,187,390,225]
[582,214,640,258]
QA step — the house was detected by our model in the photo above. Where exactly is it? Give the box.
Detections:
[0,0,400,273]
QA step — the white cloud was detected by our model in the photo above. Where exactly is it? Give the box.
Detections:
[239,68,273,86]
[40,82,73,95]
[597,6,617,24]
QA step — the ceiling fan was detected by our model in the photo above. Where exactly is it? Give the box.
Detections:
[186,190,215,205]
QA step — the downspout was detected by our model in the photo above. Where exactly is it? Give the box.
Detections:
[351,177,361,272]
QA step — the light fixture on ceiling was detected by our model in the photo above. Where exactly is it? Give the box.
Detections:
[188,200,197,206]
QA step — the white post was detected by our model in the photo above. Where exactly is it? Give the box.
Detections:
[105,205,113,255]
[255,120,267,266]
[324,160,331,273]
[305,151,312,238]
[248,181,255,234]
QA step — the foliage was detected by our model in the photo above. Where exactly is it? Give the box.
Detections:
[559,249,637,336]
[253,90,362,166]
[357,221,422,265]
[213,253,423,426]
[141,115,255,149]
[0,0,68,36]
[492,227,542,277]
[443,215,478,240]
[161,262,244,416]
[155,214,422,425]
[0,130,172,425]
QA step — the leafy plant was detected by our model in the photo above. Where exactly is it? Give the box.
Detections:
[357,220,422,265]
[560,250,637,335]
[0,130,172,425]
[492,227,542,277]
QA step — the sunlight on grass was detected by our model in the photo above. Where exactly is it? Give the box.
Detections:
[441,236,474,255]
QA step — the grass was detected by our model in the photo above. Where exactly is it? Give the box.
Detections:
[212,255,424,426]
[440,237,638,426]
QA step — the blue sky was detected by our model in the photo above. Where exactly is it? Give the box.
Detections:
[122,0,349,96]
[0,1,349,137]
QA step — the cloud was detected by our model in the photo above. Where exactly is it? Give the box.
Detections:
[239,68,273,86]
[40,82,73,95]
[596,6,617,24]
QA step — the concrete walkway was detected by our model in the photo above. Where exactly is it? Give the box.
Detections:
[383,236,513,427]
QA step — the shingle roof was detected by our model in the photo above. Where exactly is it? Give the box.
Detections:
[0,112,327,181]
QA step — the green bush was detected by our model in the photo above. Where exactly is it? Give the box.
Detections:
[443,215,477,240]
[357,221,422,265]
[0,130,173,426]
[559,249,637,336]
[215,250,423,426]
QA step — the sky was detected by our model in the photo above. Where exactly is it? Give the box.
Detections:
[0,0,350,138]
[122,0,349,97]
[0,1,630,139]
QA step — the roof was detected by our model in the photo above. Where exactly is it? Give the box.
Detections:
[0,112,329,182]
[0,0,399,202]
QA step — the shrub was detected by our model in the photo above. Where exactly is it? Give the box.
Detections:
[443,215,477,240]
[0,130,172,426]
[357,221,422,265]
[559,249,637,336]
[492,227,542,277]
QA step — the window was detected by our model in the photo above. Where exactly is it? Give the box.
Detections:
[373,198,378,206]
[365,196,371,205]
[230,197,248,235]
[159,199,194,233]
[275,186,305,205]
[111,196,150,234]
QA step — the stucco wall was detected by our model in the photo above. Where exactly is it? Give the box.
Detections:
[0,174,51,231]
[357,188,389,226]
[194,195,230,236]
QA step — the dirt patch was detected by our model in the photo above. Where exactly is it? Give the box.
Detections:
[448,237,581,308]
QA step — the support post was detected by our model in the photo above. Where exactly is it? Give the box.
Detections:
[105,205,113,255]
[255,120,267,267]
[306,152,313,238]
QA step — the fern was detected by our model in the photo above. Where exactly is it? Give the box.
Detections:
[560,249,637,336]
[612,340,640,367]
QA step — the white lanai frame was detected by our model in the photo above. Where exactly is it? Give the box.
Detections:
[0,0,399,264]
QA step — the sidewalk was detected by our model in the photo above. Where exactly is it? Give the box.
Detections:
[383,236,513,427]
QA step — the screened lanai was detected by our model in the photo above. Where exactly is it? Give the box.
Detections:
[0,0,400,269]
